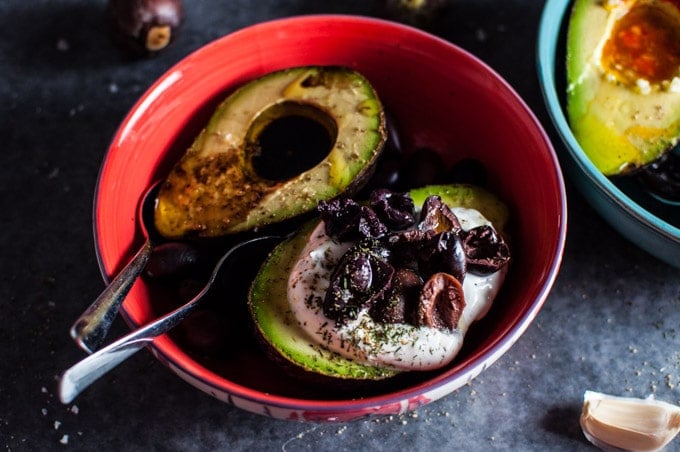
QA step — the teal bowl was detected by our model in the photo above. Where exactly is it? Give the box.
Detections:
[537,0,680,268]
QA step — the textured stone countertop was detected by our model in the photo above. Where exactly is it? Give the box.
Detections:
[2,0,679,450]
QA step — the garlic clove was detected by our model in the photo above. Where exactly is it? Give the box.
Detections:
[580,390,680,452]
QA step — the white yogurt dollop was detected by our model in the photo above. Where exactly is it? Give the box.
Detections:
[287,207,507,371]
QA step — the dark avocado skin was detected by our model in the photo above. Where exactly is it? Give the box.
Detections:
[566,0,680,176]
[247,184,509,383]
[154,66,386,239]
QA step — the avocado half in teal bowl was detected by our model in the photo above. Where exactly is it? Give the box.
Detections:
[537,0,680,268]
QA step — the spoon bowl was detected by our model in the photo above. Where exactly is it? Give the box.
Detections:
[60,234,283,404]
[70,181,162,354]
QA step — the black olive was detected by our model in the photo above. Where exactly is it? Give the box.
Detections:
[318,198,387,242]
[375,0,450,31]
[418,231,467,282]
[383,109,404,160]
[418,195,462,234]
[144,241,202,280]
[400,147,446,189]
[446,158,488,187]
[324,253,374,323]
[176,277,204,302]
[369,157,402,191]
[638,151,680,202]
[416,272,465,330]
[176,309,229,355]
[323,242,394,324]
[360,110,403,194]
[370,268,422,324]
[369,189,416,230]
[106,0,184,56]
[463,225,511,275]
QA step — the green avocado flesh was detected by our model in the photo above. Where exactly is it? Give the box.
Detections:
[566,0,680,176]
[248,184,509,381]
[154,66,386,239]
[409,184,509,235]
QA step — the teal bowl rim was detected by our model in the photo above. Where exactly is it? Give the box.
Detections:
[536,0,680,243]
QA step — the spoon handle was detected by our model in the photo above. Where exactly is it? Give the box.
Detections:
[59,234,283,405]
[70,240,153,354]
[59,293,201,404]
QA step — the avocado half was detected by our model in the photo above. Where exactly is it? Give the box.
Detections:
[566,0,680,176]
[154,66,386,239]
[248,184,509,382]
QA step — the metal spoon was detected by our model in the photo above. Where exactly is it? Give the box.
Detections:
[59,234,282,405]
[70,181,162,354]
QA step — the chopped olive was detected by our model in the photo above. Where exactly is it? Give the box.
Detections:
[463,225,511,275]
[388,195,466,272]
[416,272,466,330]
[323,241,394,324]
[370,268,422,324]
[418,231,467,282]
[370,189,416,230]
[418,195,462,234]
[317,198,387,242]
[369,295,407,324]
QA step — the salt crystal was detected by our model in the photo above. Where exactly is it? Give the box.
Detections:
[56,38,70,52]
[54,420,61,430]
[59,434,69,445]
[636,78,651,95]
[670,77,680,93]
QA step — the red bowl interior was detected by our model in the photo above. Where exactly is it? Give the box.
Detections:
[94,15,566,418]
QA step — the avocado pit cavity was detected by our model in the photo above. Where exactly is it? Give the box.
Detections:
[246,101,338,181]
[566,0,680,175]
[600,0,680,91]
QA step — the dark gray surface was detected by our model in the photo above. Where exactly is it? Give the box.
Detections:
[2,0,679,450]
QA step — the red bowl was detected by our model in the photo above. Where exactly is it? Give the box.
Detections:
[94,15,566,422]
